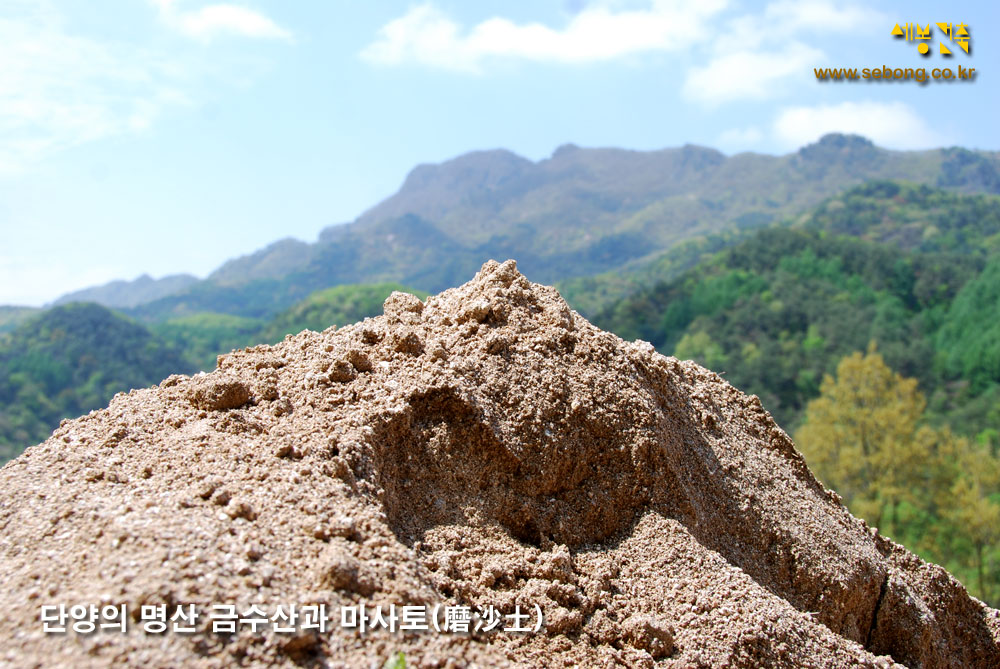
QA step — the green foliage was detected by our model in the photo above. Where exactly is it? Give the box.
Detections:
[0,306,41,334]
[0,303,194,462]
[674,331,726,370]
[940,439,1000,603]
[153,313,264,372]
[795,345,930,532]
[798,180,1000,257]
[258,283,427,344]
[936,257,1000,390]
[0,283,429,464]
[558,229,748,319]
[561,179,1000,321]
[796,348,1000,604]
[595,227,977,428]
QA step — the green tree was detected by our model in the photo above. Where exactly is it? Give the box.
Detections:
[936,257,1000,390]
[674,331,727,370]
[796,343,928,534]
[796,344,1000,604]
[941,440,1000,602]
[0,303,194,462]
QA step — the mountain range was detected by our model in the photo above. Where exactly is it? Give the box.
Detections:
[4,133,1000,464]
[52,273,198,309]
[43,134,1000,323]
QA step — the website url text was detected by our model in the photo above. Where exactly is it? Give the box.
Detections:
[815,65,977,83]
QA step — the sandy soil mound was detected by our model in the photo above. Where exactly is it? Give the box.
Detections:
[1,260,998,668]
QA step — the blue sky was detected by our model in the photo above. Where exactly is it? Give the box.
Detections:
[1,0,996,305]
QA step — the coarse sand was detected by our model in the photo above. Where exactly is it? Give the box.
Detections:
[1,260,998,668]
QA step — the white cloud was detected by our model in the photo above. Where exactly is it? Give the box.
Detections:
[683,43,824,105]
[726,0,883,50]
[682,0,883,105]
[0,1,289,175]
[360,1,728,72]
[716,126,764,150]
[0,5,193,174]
[151,0,291,42]
[772,101,949,150]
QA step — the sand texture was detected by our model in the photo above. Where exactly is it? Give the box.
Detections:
[1,260,998,668]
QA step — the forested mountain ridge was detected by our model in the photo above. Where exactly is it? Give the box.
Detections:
[561,178,1000,319]
[0,303,194,462]
[151,282,426,371]
[592,177,1000,439]
[594,229,979,426]
[0,306,40,334]
[0,283,426,460]
[795,179,1000,256]
[52,135,999,323]
[347,139,999,254]
[52,273,198,309]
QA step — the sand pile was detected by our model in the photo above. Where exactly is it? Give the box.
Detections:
[1,260,998,668]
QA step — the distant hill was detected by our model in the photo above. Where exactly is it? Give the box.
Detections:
[150,282,426,371]
[593,228,983,430]
[208,238,316,286]
[0,303,194,461]
[120,134,1000,323]
[592,177,1000,435]
[561,179,1000,319]
[257,282,427,344]
[0,306,40,334]
[52,273,198,309]
[795,180,1000,256]
[0,281,428,463]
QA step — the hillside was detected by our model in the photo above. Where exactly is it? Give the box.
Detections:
[115,135,1000,323]
[256,282,428,344]
[52,273,198,309]
[0,303,194,461]
[0,306,40,334]
[564,179,1000,319]
[151,282,427,371]
[796,180,1000,256]
[596,229,979,427]
[0,284,428,462]
[558,228,747,319]
[208,238,316,286]
[936,257,1000,391]
[594,179,1000,436]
